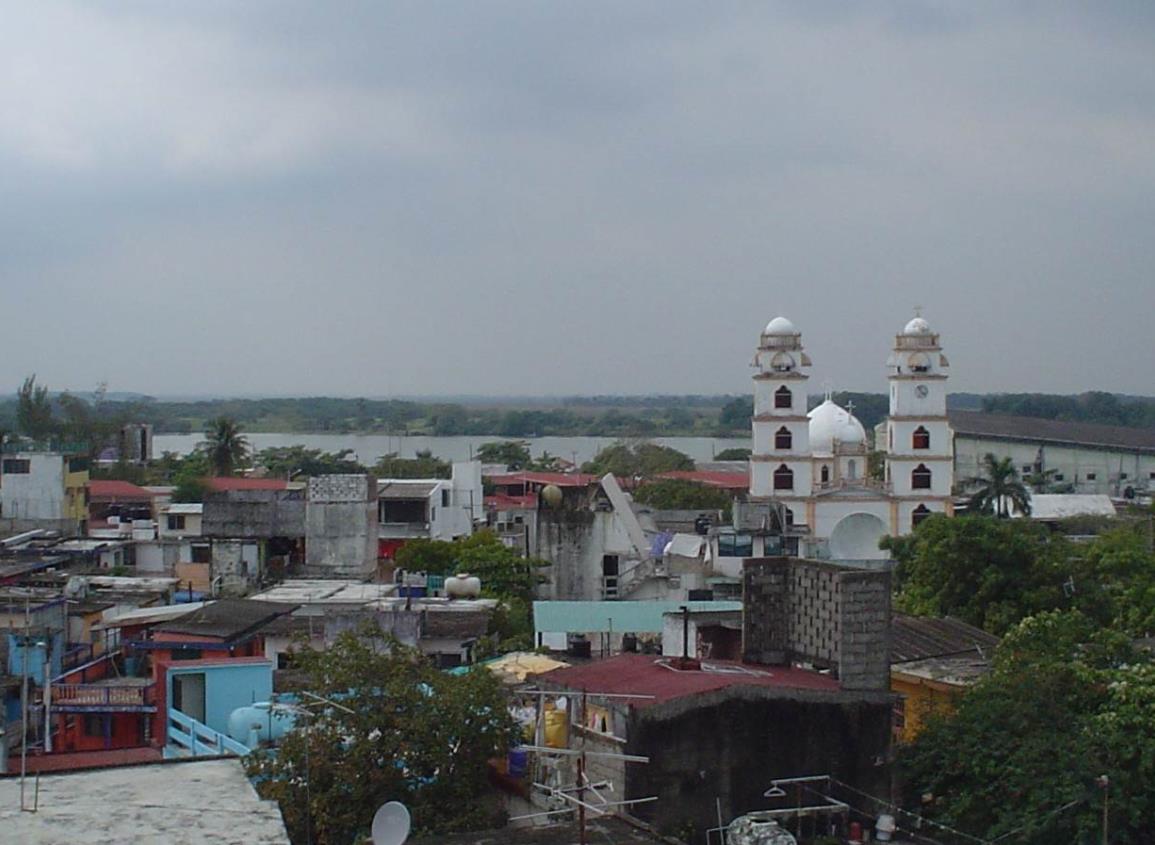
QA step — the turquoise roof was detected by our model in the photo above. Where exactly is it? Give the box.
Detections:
[533,600,743,635]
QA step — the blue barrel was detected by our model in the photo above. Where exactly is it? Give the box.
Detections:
[508,747,529,778]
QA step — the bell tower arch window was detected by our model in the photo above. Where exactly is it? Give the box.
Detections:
[820,465,830,484]
[912,504,932,528]
[911,464,932,490]
[912,426,930,450]
[773,464,794,491]
[774,427,792,450]
[774,386,792,409]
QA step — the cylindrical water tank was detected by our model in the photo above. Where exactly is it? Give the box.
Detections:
[445,573,481,598]
[227,703,297,745]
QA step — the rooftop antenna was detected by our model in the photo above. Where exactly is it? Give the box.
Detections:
[371,801,411,845]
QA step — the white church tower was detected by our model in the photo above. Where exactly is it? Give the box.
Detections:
[885,313,955,531]
[750,317,813,501]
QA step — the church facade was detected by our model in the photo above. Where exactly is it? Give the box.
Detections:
[743,314,954,561]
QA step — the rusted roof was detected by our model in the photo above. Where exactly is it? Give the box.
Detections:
[87,480,157,500]
[487,472,599,488]
[656,470,748,489]
[537,653,839,707]
[153,599,298,641]
[949,410,1155,454]
[891,614,999,664]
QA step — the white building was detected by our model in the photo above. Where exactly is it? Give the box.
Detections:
[377,460,483,547]
[737,314,954,564]
[0,450,89,534]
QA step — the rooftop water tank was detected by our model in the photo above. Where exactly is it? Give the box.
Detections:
[445,573,481,599]
[227,702,297,745]
[726,815,798,845]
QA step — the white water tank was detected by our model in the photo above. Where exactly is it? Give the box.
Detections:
[445,573,481,598]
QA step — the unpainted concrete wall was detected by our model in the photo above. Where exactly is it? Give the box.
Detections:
[305,475,377,577]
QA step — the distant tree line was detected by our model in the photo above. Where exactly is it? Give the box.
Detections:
[982,391,1155,428]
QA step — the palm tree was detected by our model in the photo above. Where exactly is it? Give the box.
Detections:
[202,417,249,477]
[967,453,1031,517]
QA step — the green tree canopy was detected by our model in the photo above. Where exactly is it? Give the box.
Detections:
[256,445,366,478]
[713,447,751,461]
[967,453,1032,517]
[201,416,249,476]
[247,630,519,843]
[633,478,732,516]
[581,441,694,478]
[474,440,532,470]
[16,375,56,441]
[372,450,450,479]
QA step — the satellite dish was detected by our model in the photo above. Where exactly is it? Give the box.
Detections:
[371,801,411,845]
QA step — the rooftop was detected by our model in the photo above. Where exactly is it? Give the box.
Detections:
[250,579,397,604]
[534,600,743,635]
[163,502,204,515]
[1026,494,1117,520]
[203,477,291,492]
[949,410,1155,454]
[486,471,599,488]
[891,614,999,664]
[655,470,748,489]
[152,598,298,641]
[0,758,289,844]
[537,653,840,707]
[86,480,157,500]
[378,480,440,499]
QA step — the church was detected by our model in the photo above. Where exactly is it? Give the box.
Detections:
[737,313,954,562]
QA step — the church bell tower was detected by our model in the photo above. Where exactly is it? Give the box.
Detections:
[750,317,813,500]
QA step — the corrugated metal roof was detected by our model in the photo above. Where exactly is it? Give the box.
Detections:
[891,614,999,664]
[87,480,157,499]
[154,599,298,640]
[378,481,439,499]
[949,410,1155,453]
[534,600,743,635]
[1026,494,1117,520]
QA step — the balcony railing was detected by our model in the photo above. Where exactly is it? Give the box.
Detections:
[51,683,155,711]
[167,708,250,758]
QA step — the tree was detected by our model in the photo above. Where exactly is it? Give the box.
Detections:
[372,450,450,479]
[474,441,532,470]
[967,453,1032,517]
[16,375,56,441]
[247,630,519,844]
[713,448,751,461]
[201,417,249,476]
[901,611,1153,844]
[633,479,732,516]
[718,397,753,430]
[581,441,694,478]
[256,445,365,479]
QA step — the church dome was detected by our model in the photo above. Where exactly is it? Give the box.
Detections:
[902,316,931,336]
[763,316,798,336]
[807,399,866,454]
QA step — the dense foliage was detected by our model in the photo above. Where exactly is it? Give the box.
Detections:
[247,631,519,844]
[581,441,695,477]
[255,445,365,478]
[983,390,1155,428]
[632,478,732,516]
[965,453,1032,517]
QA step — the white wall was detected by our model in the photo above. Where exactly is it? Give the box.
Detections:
[0,453,65,519]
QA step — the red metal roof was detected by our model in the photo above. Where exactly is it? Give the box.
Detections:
[87,480,157,500]
[656,470,749,490]
[203,477,290,492]
[487,472,599,488]
[485,493,538,510]
[537,653,839,706]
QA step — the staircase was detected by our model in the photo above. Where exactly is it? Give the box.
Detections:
[165,708,251,759]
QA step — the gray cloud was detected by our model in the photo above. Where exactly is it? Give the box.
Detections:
[1,2,1153,397]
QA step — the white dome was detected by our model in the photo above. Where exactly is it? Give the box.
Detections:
[807,399,866,454]
[763,316,798,336]
[902,316,931,336]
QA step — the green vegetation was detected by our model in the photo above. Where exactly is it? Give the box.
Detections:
[712,447,751,461]
[581,441,695,478]
[983,390,1155,428]
[203,417,249,476]
[633,478,732,517]
[966,453,1032,517]
[255,445,365,478]
[247,630,518,843]
[372,450,451,479]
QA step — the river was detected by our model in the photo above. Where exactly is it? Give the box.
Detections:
[152,433,752,467]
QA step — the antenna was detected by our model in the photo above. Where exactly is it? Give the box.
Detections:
[371,801,411,845]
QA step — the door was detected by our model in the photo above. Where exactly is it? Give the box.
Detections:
[172,673,206,723]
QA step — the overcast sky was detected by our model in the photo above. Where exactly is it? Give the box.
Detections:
[3,2,1154,399]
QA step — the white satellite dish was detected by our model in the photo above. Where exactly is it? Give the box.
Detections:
[371,801,411,845]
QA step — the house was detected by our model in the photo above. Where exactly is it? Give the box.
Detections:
[200,479,306,593]
[158,502,203,538]
[890,613,999,742]
[305,474,378,577]
[377,460,483,559]
[86,479,158,533]
[0,447,90,536]
[534,599,743,654]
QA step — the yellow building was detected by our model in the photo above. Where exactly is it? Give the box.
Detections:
[890,614,999,743]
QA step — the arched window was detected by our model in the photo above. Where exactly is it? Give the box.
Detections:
[773,464,794,491]
[847,460,857,480]
[784,507,794,526]
[820,465,830,484]
[911,464,932,490]
[912,426,930,450]
[774,386,792,409]
[775,426,792,450]
[912,504,932,528]
[770,352,795,373]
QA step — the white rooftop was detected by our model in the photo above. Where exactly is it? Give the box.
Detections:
[368,596,499,612]
[0,759,289,844]
[94,601,209,630]
[250,580,397,605]
[1023,494,1117,520]
[163,502,204,515]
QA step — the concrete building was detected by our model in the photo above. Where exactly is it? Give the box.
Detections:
[0,448,90,535]
[376,460,483,559]
[306,474,378,577]
[948,410,1155,499]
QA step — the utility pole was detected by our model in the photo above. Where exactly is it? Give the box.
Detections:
[1098,775,1109,845]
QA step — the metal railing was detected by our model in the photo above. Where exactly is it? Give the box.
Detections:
[52,683,153,709]
[167,708,250,758]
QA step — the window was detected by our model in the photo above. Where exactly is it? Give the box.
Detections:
[191,544,211,564]
[1086,473,1097,481]
[773,464,794,491]
[441,489,450,507]
[774,426,792,450]
[847,460,857,480]
[68,457,89,473]
[774,386,792,409]
[1022,465,1033,475]
[820,465,830,484]
[912,504,932,528]
[2,459,30,474]
[1120,472,1129,480]
[172,648,203,661]
[1149,472,1155,480]
[166,514,186,531]
[911,464,932,490]
[83,714,105,738]
[717,532,754,557]
[1054,473,1065,482]
[912,426,930,450]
